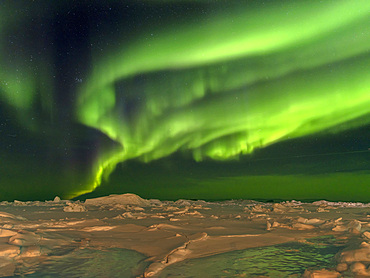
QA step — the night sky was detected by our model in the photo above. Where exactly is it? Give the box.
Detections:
[0,1,369,201]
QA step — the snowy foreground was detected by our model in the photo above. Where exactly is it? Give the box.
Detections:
[1,194,370,277]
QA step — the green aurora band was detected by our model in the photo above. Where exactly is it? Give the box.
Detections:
[0,1,369,200]
[76,1,370,196]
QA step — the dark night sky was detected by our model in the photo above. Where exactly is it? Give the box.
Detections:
[0,1,369,201]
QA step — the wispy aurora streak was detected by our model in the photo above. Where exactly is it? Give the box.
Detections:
[77,1,370,195]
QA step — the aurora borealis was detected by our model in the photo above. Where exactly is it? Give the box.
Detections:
[0,1,369,201]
